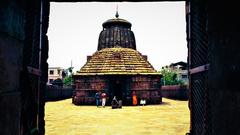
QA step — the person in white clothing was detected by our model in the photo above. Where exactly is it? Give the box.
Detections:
[101,92,107,108]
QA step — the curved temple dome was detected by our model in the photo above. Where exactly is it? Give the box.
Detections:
[76,47,159,75]
[97,14,136,50]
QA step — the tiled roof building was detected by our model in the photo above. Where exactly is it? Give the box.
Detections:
[76,47,158,75]
[73,12,162,105]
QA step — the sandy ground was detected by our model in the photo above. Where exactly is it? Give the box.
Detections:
[45,98,190,135]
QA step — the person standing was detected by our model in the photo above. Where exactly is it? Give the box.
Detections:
[132,91,138,106]
[95,91,100,107]
[101,92,107,108]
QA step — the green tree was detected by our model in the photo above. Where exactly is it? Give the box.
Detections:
[63,66,74,86]
[63,75,72,86]
[159,69,184,86]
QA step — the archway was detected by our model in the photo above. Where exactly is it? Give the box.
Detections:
[46,1,189,134]
[2,0,240,135]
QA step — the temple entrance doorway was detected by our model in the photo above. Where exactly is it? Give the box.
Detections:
[108,76,124,104]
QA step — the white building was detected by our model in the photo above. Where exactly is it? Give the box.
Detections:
[48,67,65,84]
[162,61,189,85]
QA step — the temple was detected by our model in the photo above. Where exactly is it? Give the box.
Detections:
[72,12,162,105]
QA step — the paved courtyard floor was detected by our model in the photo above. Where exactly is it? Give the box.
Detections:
[45,98,190,135]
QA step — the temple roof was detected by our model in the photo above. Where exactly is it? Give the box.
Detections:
[102,18,132,28]
[75,47,160,76]
[102,6,132,28]
[98,12,136,50]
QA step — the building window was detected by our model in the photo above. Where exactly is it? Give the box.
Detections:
[50,70,54,75]
[58,69,61,75]
[49,79,53,83]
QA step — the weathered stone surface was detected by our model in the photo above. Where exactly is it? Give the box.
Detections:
[0,0,26,40]
[207,1,240,134]
[0,0,48,134]
[98,16,136,50]
[0,92,21,135]
[0,33,23,94]
[73,75,161,105]
[161,85,188,100]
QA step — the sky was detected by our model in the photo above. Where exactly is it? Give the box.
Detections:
[47,2,187,72]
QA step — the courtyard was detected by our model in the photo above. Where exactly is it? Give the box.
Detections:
[45,98,190,135]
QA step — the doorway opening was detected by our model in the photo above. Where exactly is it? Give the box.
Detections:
[45,1,189,135]
[108,76,126,102]
[109,77,123,99]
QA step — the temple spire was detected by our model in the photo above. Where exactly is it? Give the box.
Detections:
[99,5,135,50]
[115,5,119,18]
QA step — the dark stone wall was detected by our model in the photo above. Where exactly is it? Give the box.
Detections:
[73,76,106,105]
[189,0,240,134]
[131,75,162,104]
[0,0,49,134]
[73,75,161,105]
[0,0,26,40]
[39,1,50,134]
[0,33,23,95]
[161,85,189,100]
[0,0,27,134]
[45,86,73,101]
[0,92,21,135]
[207,1,240,135]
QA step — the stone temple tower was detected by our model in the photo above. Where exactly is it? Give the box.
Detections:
[97,11,136,50]
[73,12,162,105]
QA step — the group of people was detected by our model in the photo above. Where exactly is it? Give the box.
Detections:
[95,91,122,109]
[95,91,107,108]
[95,91,146,108]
